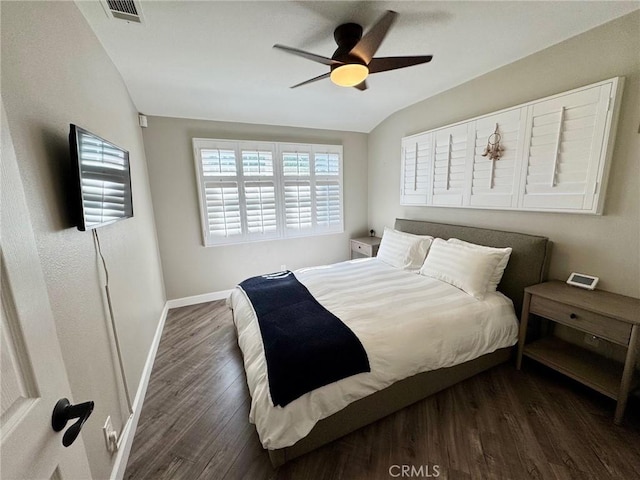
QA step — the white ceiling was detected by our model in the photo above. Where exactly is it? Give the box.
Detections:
[77,1,638,133]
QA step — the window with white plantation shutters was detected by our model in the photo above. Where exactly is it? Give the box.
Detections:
[193,139,343,246]
[400,132,432,205]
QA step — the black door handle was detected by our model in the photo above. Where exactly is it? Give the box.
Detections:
[51,398,94,447]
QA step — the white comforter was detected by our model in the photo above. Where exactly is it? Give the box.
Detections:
[229,258,518,449]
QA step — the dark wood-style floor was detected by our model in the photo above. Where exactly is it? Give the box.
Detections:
[124,301,640,480]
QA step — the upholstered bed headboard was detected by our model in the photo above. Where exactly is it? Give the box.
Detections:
[394,219,551,318]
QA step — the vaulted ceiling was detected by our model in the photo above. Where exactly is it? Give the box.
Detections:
[77,1,639,132]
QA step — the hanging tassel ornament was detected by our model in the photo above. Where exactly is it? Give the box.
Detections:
[481,124,504,161]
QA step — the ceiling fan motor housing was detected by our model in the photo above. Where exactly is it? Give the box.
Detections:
[332,23,366,64]
[274,10,432,90]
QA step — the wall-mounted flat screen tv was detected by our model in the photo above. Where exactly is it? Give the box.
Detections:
[69,124,133,231]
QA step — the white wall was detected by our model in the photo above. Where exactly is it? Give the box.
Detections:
[368,11,640,299]
[142,116,368,299]
[1,2,166,478]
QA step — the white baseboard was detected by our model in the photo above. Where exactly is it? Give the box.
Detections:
[110,302,169,480]
[166,289,232,309]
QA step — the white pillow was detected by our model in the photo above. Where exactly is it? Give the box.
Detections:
[447,238,512,292]
[377,227,433,272]
[420,238,503,300]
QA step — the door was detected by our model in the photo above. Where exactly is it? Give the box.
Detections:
[1,102,93,479]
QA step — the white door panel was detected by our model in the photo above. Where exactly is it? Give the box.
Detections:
[1,101,92,479]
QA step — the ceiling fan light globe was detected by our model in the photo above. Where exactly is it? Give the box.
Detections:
[330,64,369,87]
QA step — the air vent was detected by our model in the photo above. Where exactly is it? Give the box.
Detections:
[101,0,144,23]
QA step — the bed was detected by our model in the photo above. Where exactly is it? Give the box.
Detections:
[229,219,550,467]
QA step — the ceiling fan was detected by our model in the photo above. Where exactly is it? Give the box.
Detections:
[273,10,433,91]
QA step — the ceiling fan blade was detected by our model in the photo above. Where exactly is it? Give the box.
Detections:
[368,55,433,74]
[290,72,331,89]
[353,80,368,91]
[274,44,342,66]
[349,10,398,64]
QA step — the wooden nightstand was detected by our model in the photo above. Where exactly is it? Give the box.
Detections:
[350,236,381,259]
[516,280,640,424]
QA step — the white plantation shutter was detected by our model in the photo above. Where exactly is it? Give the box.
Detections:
[315,181,341,228]
[399,78,620,214]
[314,152,340,175]
[193,139,342,245]
[194,140,245,244]
[521,84,611,210]
[313,147,343,232]
[400,133,432,205]
[242,150,273,176]
[201,148,236,176]
[204,182,241,238]
[284,182,312,231]
[431,124,471,206]
[470,108,526,208]
[281,146,343,234]
[240,146,277,240]
[77,131,132,227]
[283,152,310,176]
[282,147,313,233]
[244,182,277,235]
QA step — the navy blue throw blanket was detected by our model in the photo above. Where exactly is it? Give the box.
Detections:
[239,271,370,407]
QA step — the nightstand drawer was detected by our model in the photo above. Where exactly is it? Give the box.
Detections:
[530,295,632,346]
[351,240,375,257]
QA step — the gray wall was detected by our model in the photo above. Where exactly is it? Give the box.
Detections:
[1,2,166,479]
[142,116,368,299]
[368,11,640,299]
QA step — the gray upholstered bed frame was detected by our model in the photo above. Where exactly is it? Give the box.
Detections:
[266,219,550,467]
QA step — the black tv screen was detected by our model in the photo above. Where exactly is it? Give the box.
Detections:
[69,124,133,231]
